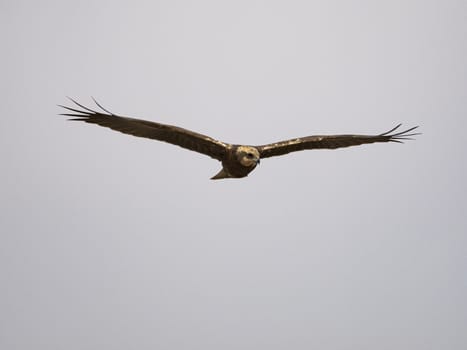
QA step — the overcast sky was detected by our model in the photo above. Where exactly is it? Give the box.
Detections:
[1,1,467,349]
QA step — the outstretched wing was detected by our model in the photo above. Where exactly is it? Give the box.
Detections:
[256,124,420,158]
[59,98,229,161]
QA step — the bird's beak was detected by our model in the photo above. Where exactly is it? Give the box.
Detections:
[256,159,260,165]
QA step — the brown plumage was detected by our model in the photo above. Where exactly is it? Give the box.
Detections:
[59,98,420,180]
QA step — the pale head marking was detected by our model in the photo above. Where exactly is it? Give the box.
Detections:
[236,146,260,167]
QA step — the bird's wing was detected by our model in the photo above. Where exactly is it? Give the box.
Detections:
[59,98,229,161]
[256,124,420,158]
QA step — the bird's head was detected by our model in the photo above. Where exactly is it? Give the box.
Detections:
[236,146,260,167]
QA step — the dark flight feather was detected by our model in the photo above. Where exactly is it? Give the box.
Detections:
[59,98,228,161]
[256,124,420,158]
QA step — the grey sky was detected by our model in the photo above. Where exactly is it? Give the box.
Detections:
[1,0,466,349]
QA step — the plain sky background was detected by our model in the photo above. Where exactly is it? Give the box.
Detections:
[1,1,466,349]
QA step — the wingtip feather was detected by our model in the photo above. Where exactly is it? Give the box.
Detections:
[91,96,114,115]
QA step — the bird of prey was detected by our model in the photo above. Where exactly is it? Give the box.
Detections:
[59,98,419,180]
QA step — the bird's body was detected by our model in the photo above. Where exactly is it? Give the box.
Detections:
[210,145,261,179]
[60,98,419,180]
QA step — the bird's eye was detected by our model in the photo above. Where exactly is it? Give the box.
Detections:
[247,153,254,158]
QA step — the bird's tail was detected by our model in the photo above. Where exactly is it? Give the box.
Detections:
[210,168,231,180]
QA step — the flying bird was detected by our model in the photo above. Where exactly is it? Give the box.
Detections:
[59,98,419,180]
